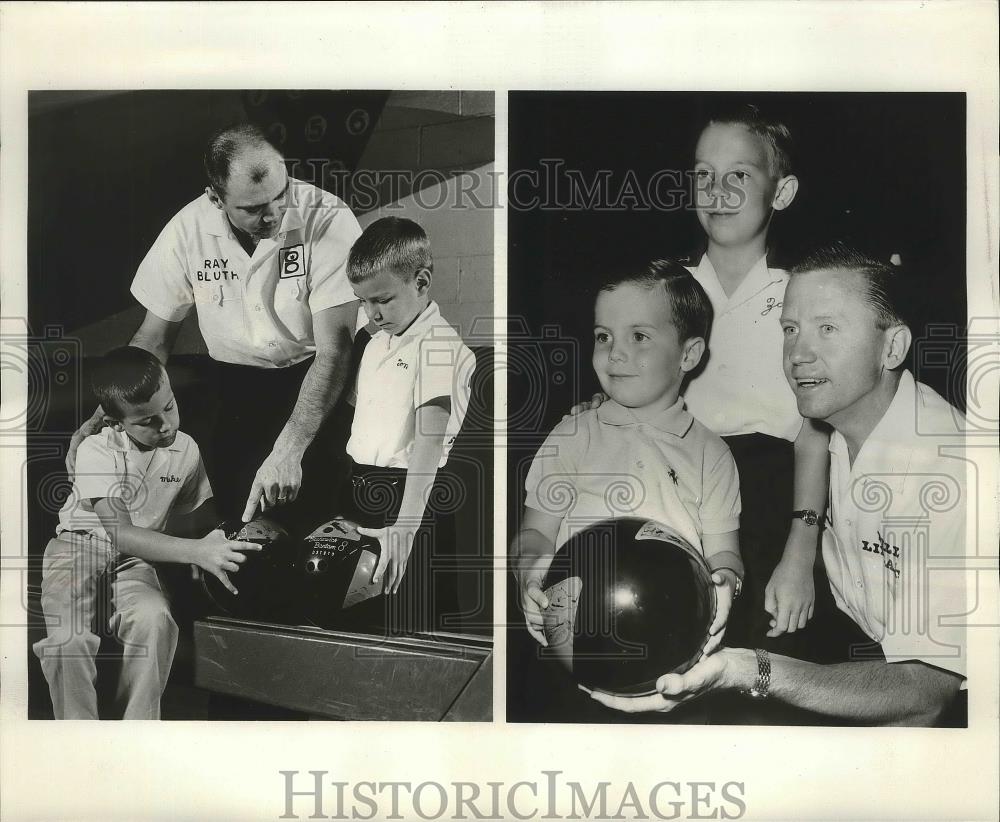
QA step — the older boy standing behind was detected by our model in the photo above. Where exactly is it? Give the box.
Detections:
[684,104,830,653]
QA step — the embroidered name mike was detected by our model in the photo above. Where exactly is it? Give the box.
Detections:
[860,530,900,578]
[160,474,182,483]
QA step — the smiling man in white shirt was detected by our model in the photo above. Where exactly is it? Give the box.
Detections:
[592,241,968,726]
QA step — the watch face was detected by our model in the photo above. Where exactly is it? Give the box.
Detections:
[794,510,819,526]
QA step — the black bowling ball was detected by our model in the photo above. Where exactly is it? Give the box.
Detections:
[299,517,383,628]
[201,517,301,621]
[541,517,716,696]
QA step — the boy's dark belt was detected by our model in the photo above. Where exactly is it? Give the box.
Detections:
[345,463,408,529]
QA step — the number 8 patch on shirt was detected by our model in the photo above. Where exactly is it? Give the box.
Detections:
[279,244,306,278]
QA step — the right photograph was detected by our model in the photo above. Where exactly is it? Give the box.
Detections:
[506,91,970,726]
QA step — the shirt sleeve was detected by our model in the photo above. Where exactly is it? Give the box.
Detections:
[307,199,362,314]
[174,445,214,515]
[73,436,126,501]
[130,214,195,322]
[523,418,583,520]
[699,437,742,535]
[415,336,472,408]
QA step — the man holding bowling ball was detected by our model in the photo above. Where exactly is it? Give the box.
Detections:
[512,258,746,704]
[592,242,969,726]
[67,123,363,529]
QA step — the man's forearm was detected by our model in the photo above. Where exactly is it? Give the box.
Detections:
[274,351,351,455]
[783,420,832,559]
[721,648,961,726]
[129,328,172,365]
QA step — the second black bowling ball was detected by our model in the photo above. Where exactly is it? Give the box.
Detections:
[541,517,716,696]
[299,517,382,628]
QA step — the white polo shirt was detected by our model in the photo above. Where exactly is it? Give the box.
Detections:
[347,301,476,469]
[524,397,741,554]
[131,178,361,368]
[58,428,213,547]
[684,254,802,441]
[823,371,967,679]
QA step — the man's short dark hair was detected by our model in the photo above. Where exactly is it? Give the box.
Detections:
[598,258,713,343]
[701,101,794,178]
[204,123,279,197]
[347,217,433,284]
[91,346,166,420]
[791,240,908,330]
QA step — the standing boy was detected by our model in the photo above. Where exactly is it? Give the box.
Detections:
[345,217,475,634]
[682,102,832,652]
[34,346,258,719]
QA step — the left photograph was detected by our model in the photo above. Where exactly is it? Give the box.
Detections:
[24,90,495,721]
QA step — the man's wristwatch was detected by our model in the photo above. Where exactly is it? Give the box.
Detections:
[742,648,771,699]
[791,509,822,527]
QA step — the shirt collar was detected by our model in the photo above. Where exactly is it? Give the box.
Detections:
[828,370,916,471]
[102,426,183,454]
[696,253,784,305]
[595,397,693,437]
[371,300,441,346]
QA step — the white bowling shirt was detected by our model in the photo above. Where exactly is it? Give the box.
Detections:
[131,178,361,368]
[684,254,802,441]
[58,428,213,547]
[823,371,967,679]
[524,397,741,554]
[347,301,475,469]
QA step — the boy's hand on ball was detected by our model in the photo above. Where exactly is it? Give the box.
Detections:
[361,523,419,594]
[195,529,261,595]
[702,569,736,658]
[521,580,550,646]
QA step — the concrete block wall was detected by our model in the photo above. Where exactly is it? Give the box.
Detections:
[358,162,494,344]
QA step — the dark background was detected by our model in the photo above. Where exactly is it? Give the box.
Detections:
[28,90,389,335]
[505,91,968,721]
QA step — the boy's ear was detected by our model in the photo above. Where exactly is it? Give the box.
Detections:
[772,174,799,211]
[680,336,705,373]
[882,324,912,370]
[205,186,224,209]
[415,267,432,294]
[103,415,123,431]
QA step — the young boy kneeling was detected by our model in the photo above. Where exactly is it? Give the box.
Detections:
[34,346,257,719]
[513,259,744,714]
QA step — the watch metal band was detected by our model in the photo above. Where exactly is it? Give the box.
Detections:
[745,648,771,699]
